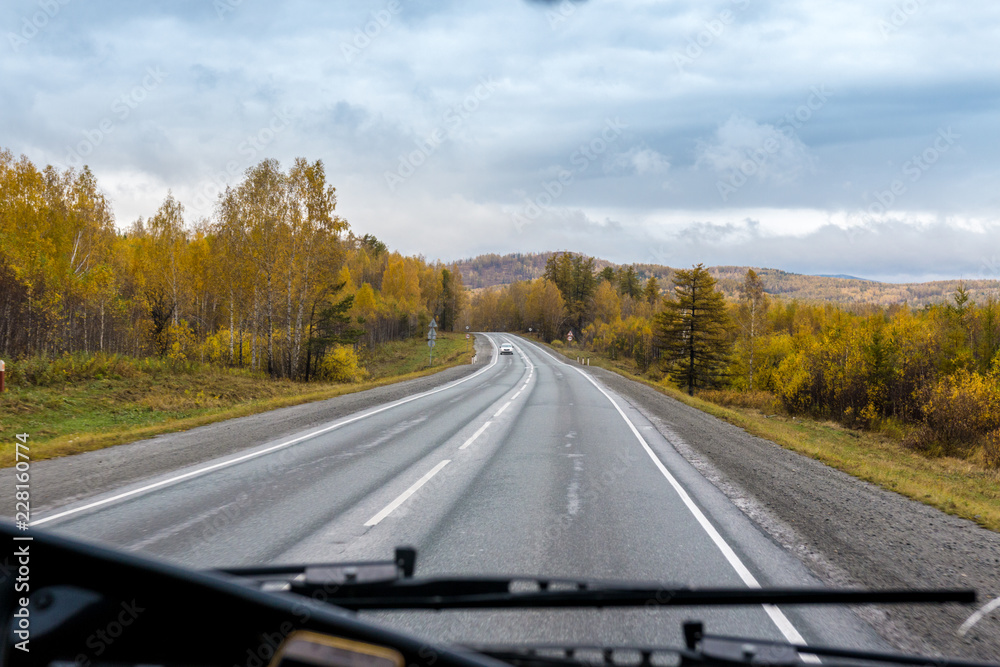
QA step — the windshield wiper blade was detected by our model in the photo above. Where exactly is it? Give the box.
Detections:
[467,621,1000,667]
[286,580,974,610]
[468,634,1000,667]
[685,626,999,667]
[215,547,975,611]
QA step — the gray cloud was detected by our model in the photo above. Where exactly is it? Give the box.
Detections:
[695,115,814,185]
[2,0,998,279]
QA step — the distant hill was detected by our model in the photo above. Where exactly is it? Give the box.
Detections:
[816,274,874,281]
[451,252,613,289]
[450,252,1000,306]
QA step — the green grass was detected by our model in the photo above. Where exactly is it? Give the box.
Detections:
[539,338,1000,532]
[363,333,470,378]
[0,334,473,464]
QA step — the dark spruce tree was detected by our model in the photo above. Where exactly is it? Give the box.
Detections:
[654,264,733,395]
[543,252,596,334]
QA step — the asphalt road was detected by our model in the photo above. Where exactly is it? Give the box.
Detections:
[32,334,889,652]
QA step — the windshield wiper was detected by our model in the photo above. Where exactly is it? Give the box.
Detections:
[468,621,1000,667]
[216,547,975,611]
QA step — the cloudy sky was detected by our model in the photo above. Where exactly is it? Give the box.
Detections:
[4,0,1000,282]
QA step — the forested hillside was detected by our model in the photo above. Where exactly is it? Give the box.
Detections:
[708,266,1000,306]
[453,253,1000,306]
[470,252,1000,470]
[451,252,613,290]
[0,149,466,382]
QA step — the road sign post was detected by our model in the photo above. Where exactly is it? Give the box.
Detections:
[428,317,438,366]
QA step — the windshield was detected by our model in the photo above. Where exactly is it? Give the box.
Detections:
[1,1,998,664]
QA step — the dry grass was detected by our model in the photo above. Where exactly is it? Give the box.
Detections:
[697,388,783,413]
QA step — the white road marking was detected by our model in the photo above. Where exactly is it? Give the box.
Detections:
[459,421,492,450]
[32,336,501,527]
[364,460,451,526]
[493,400,512,417]
[516,335,816,656]
[959,597,1000,637]
[511,390,522,400]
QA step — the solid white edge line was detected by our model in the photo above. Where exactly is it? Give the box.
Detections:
[32,335,501,527]
[959,597,1000,637]
[363,459,451,526]
[516,335,815,656]
[570,367,816,657]
[459,421,492,450]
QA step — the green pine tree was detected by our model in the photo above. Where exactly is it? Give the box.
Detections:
[654,264,733,395]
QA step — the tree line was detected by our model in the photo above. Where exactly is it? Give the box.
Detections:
[470,251,1000,468]
[0,149,467,380]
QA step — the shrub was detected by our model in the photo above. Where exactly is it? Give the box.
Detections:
[918,370,1000,457]
[550,339,565,348]
[319,345,366,383]
[982,428,1000,469]
[199,330,226,364]
[773,350,814,413]
[164,322,196,364]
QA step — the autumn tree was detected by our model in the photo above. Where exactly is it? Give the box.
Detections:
[469,287,502,331]
[525,279,566,341]
[975,297,1000,373]
[592,280,621,324]
[213,187,253,364]
[284,158,347,376]
[146,192,187,326]
[654,264,733,395]
[735,268,770,389]
[0,152,117,356]
[0,149,467,383]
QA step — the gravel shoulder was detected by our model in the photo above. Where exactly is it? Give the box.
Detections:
[6,336,493,515]
[587,365,1000,662]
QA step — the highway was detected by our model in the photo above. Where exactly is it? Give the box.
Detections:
[33,333,887,650]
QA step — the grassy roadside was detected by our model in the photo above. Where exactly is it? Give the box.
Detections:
[537,338,1000,532]
[0,333,473,465]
